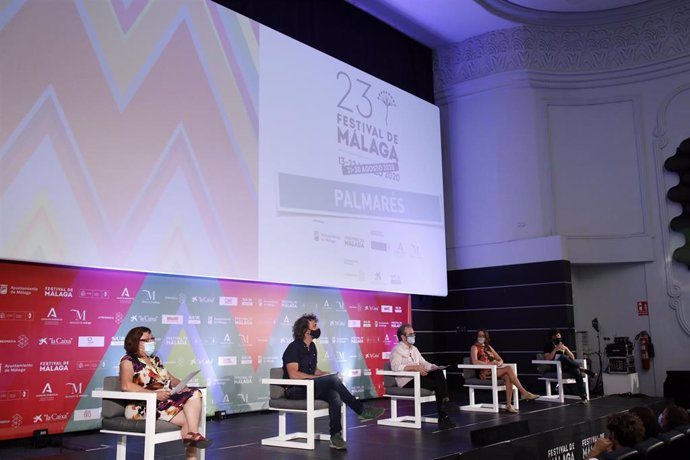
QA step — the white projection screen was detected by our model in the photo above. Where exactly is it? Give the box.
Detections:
[0,0,447,296]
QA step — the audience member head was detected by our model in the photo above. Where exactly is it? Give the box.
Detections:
[606,412,645,448]
[476,329,490,345]
[659,404,690,432]
[629,406,659,438]
[292,313,318,341]
[124,326,152,356]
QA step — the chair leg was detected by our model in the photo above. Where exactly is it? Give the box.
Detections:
[116,435,126,460]
[143,434,155,460]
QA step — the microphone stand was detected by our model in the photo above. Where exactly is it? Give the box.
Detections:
[588,328,604,396]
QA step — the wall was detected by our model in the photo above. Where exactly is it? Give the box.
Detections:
[434,2,690,396]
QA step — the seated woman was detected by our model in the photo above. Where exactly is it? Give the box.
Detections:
[120,327,211,459]
[470,329,539,413]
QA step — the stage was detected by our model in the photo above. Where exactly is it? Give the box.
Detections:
[0,394,669,459]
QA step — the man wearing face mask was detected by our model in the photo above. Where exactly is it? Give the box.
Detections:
[282,313,385,450]
[543,329,596,405]
[390,323,459,429]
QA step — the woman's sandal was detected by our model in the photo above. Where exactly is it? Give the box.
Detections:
[183,432,213,449]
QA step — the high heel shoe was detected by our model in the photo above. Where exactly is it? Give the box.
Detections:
[183,432,213,449]
[521,392,540,401]
[505,404,518,414]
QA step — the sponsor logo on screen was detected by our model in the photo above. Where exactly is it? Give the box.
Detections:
[117,287,134,303]
[69,308,91,325]
[76,360,101,370]
[234,316,252,325]
[347,320,361,328]
[65,382,84,398]
[324,351,346,362]
[130,314,158,323]
[44,286,73,298]
[348,369,362,377]
[375,321,389,328]
[192,296,215,304]
[1,285,37,296]
[0,310,34,321]
[240,297,254,306]
[240,356,252,365]
[162,314,183,325]
[364,353,380,359]
[394,306,403,313]
[78,336,104,347]
[139,290,160,304]
[384,334,392,343]
[363,320,371,327]
[41,307,63,325]
[2,363,33,373]
[187,315,201,324]
[79,288,109,300]
[234,375,252,384]
[391,321,403,327]
[73,408,101,421]
[329,320,346,326]
[218,356,237,366]
[38,336,72,346]
[390,274,402,285]
[219,296,238,306]
[371,241,387,251]
[382,352,391,360]
[350,336,364,343]
[36,382,58,400]
[381,305,393,313]
[364,305,379,311]
[110,336,124,347]
[33,411,70,423]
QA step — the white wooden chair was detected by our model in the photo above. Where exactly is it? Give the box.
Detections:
[457,358,519,413]
[91,376,207,460]
[261,367,346,450]
[532,353,590,403]
[376,362,439,429]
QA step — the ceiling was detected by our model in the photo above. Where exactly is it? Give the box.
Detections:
[345,0,656,48]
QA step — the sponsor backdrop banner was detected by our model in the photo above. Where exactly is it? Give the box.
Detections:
[0,260,410,441]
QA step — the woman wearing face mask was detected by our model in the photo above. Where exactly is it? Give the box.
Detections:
[543,329,596,405]
[120,327,211,458]
[471,329,539,413]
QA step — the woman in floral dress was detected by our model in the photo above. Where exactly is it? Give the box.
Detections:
[119,327,211,458]
[471,328,539,413]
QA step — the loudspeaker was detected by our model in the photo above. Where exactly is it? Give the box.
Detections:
[470,420,530,447]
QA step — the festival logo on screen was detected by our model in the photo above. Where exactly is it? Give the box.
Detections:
[44,286,73,298]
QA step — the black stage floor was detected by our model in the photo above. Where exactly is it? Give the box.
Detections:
[0,394,669,459]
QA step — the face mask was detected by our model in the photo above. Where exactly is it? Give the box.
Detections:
[477,337,485,344]
[310,328,321,339]
[144,341,156,356]
[406,336,415,345]
[553,338,562,345]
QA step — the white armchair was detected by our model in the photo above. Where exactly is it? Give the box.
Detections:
[457,358,519,413]
[261,367,346,450]
[532,353,590,403]
[91,376,207,460]
[376,362,439,429]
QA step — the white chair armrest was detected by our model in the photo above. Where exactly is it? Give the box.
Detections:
[532,360,560,366]
[457,363,499,370]
[376,369,419,377]
[261,378,315,387]
[92,389,158,403]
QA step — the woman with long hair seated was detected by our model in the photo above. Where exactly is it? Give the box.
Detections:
[120,326,211,459]
[470,328,539,413]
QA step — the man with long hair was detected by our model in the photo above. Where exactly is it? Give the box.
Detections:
[282,313,384,450]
